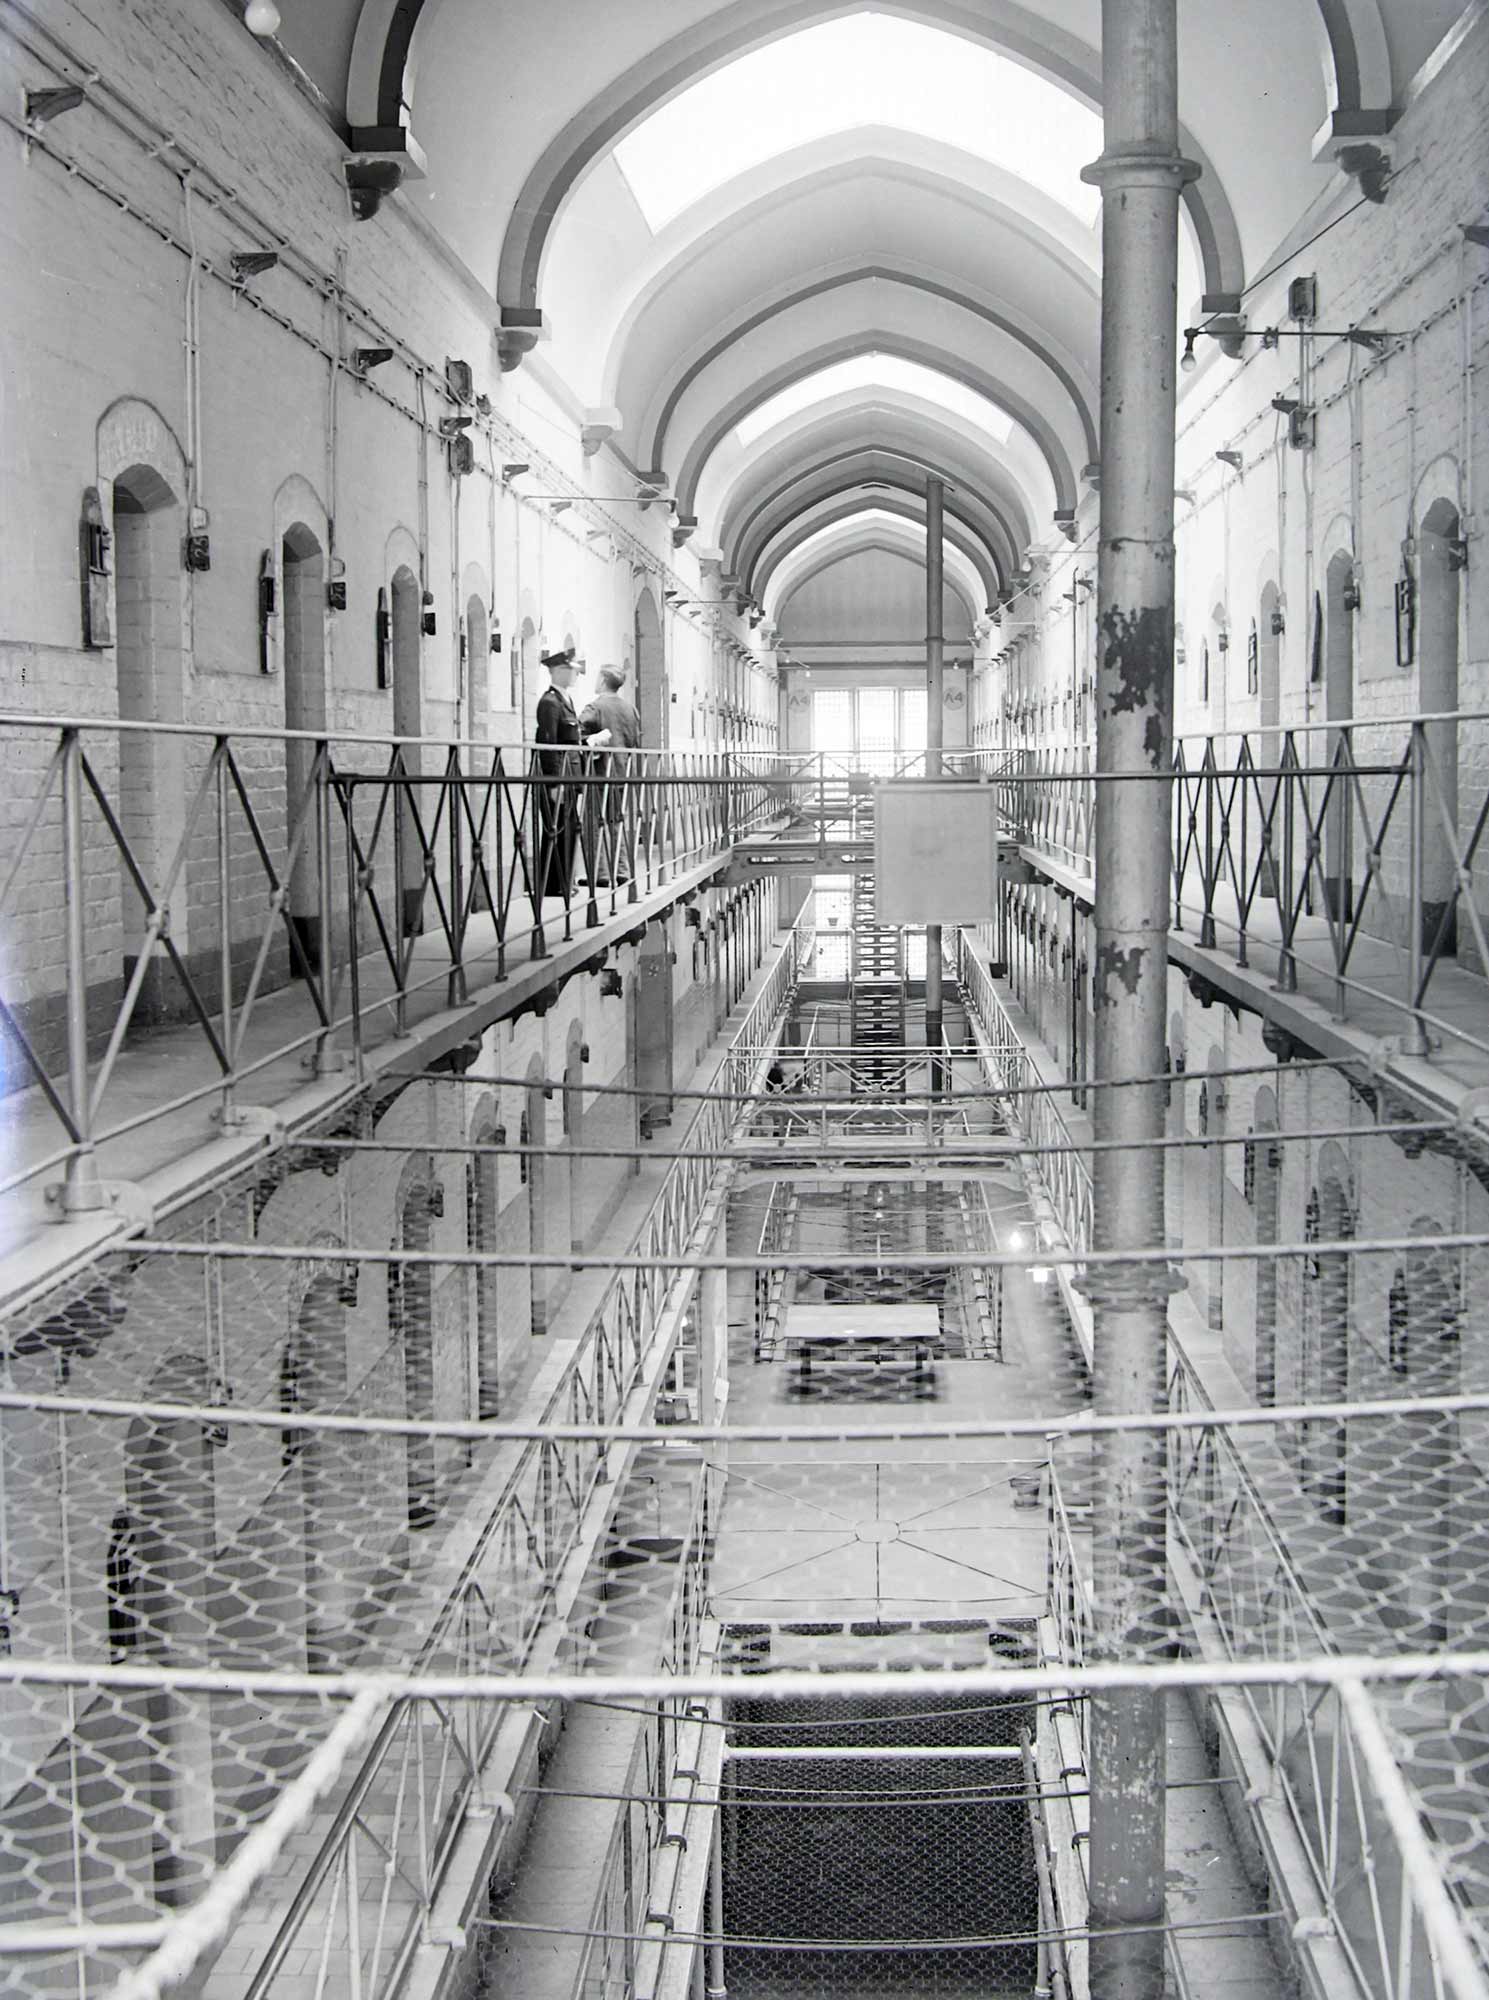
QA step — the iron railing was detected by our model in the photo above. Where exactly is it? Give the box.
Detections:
[957,939,1093,1265]
[0,718,798,1205]
[227,922,803,1997]
[989,713,1489,1060]
[1048,1436,1489,2000]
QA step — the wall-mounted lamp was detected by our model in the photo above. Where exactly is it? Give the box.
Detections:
[501,462,530,480]
[548,499,572,515]
[25,85,86,125]
[438,415,473,438]
[599,968,624,998]
[1342,572,1362,613]
[231,249,279,281]
[353,346,393,373]
[1215,449,1243,470]
[1270,606,1286,637]
[257,550,277,674]
[421,589,437,636]
[1187,321,1395,364]
[327,556,347,612]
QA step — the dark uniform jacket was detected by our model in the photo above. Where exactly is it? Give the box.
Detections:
[535,684,580,777]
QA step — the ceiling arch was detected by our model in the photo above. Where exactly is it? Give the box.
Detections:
[634,262,1099,476]
[347,0,1402,189]
[756,496,1000,611]
[676,332,1074,525]
[481,1,1246,312]
[732,454,1015,594]
[719,433,1033,584]
[553,137,1105,423]
[771,530,982,634]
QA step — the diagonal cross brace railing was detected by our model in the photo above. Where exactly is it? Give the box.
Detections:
[0,716,791,1207]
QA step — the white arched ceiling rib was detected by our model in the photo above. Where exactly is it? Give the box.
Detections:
[734,456,1013,597]
[770,528,983,634]
[462,0,1252,313]
[349,0,1423,310]
[615,260,1097,496]
[719,429,1033,583]
[626,261,1099,483]
[756,499,999,612]
[573,132,1105,417]
[348,0,1398,153]
[684,343,1064,532]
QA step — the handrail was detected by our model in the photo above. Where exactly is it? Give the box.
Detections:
[237,924,804,1996]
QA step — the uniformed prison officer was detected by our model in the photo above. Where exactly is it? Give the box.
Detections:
[535,646,581,899]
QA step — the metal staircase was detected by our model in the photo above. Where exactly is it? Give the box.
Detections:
[849,865,905,1056]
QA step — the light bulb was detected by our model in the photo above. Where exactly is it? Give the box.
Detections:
[1180,333,1198,374]
[244,0,281,36]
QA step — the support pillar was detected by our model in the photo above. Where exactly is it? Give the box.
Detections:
[1079,5,1196,1997]
[925,475,945,1090]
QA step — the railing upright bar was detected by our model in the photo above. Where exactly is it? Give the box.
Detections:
[216,742,238,1128]
[1404,724,1431,1057]
[59,730,101,1212]
[315,742,339,1070]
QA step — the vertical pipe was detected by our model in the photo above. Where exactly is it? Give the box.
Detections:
[1081,4,1194,1997]
[925,475,945,1086]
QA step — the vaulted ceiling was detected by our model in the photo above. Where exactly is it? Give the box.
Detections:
[271,0,1458,610]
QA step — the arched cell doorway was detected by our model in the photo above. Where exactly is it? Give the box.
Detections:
[465,594,489,741]
[564,1028,586,1257]
[1249,1087,1280,1403]
[1378,1226,1460,1644]
[1322,551,1356,924]
[282,522,326,972]
[125,1354,221,1903]
[282,1265,357,1667]
[390,566,424,934]
[1298,1166,1353,1524]
[1418,497,1462,955]
[392,1177,440,1530]
[469,1115,501,1417]
[635,588,666,748]
[112,463,186,1009]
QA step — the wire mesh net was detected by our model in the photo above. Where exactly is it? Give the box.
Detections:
[1,1041,1488,1999]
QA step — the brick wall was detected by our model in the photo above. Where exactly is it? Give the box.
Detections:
[971,11,1488,959]
[0,0,776,1088]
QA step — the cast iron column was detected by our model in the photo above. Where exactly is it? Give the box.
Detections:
[925,475,945,1082]
[1079,4,1195,1996]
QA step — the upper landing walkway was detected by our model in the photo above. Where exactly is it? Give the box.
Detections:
[2,716,1487,1299]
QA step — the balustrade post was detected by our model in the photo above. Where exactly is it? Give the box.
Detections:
[215,742,240,1127]
[313,743,342,1072]
[391,752,412,1033]
[448,748,468,1005]
[1273,742,1298,993]
[343,776,365,1081]
[59,729,103,1211]
[1402,724,1431,1055]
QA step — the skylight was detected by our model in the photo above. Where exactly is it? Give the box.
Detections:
[736,355,1016,449]
[613,13,1102,232]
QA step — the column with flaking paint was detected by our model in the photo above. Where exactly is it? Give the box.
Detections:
[1079,2,1195,1994]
